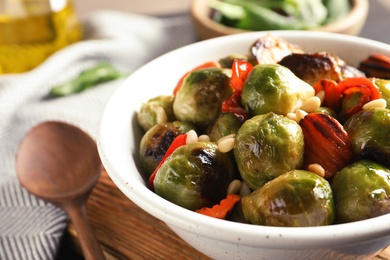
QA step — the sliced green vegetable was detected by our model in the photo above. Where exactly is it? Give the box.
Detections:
[50,63,125,97]
[322,0,351,23]
[210,0,350,31]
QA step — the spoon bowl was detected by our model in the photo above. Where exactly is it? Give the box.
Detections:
[16,121,105,260]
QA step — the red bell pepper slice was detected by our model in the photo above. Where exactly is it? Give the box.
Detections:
[230,59,254,92]
[195,194,241,219]
[221,59,253,121]
[313,79,340,112]
[148,134,187,190]
[221,91,249,121]
[313,77,381,118]
[337,77,381,119]
[173,61,220,96]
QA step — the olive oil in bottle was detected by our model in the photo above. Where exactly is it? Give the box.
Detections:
[0,0,82,74]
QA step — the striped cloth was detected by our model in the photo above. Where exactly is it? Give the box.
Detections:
[0,11,196,260]
[0,179,67,260]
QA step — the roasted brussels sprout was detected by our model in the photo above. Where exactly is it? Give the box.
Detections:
[372,78,390,109]
[344,108,390,168]
[241,64,314,117]
[206,112,243,142]
[234,112,304,190]
[139,121,195,178]
[247,35,302,65]
[242,170,334,227]
[314,107,340,121]
[153,142,236,211]
[173,68,232,129]
[332,160,390,223]
[137,95,175,132]
[218,54,248,69]
[278,52,345,86]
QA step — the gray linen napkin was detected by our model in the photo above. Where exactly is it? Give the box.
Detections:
[0,10,196,260]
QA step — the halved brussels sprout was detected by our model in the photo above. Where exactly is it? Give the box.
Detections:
[241,64,314,117]
[332,160,390,223]
[234,112,304,190]
[153,142,236,211]
[173,68,232,129]
[139,121,195,178]
[242,170,334,227]
[344,108,390,168]
[137,95,175,132]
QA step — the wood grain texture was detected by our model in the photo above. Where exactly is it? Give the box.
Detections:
[69,168,210,260]
[69,168,390,260]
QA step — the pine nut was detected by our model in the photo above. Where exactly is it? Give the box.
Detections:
[218,137,235,153]
[286,112,298,122]
[300,96,321,113]
[308,163,326,178]
[295,109,308,122]
[227,179,242,195]
[186,129,198,144]
[363,98,387,110]
[217,134,236,145]
[240,181,252,197]
[198,134,210,142]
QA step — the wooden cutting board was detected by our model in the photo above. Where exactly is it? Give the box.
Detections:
[68,168,390,260]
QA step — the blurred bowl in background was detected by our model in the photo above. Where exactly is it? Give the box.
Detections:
[191,0,369,40]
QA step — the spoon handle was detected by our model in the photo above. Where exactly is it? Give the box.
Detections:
[67,204,106,260]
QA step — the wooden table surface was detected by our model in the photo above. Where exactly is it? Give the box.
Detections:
[67,168,210,259]
[66,168,390,260]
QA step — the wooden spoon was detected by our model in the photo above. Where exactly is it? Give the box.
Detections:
[16,121,105,260]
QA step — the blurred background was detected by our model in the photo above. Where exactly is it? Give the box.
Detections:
[1,0,389,75]
[359,0,390,44]
[74,0,191,16]
[74,0,389,43]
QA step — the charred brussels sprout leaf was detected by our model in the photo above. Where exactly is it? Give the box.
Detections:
[173,68,232,129]
[242,170,334,227]
[344,108,390,168]
[332,160,390,223]
[137,95,175,132]
[139,121,195,179]
[153,142,235,211]
[241,64,314,117]
[234,112,304,190]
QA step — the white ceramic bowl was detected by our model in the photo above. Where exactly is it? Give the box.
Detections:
[98,31,390,260]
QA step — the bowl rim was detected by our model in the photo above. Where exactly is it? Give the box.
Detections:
[190,0,369,36]
[98,30,390,249]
